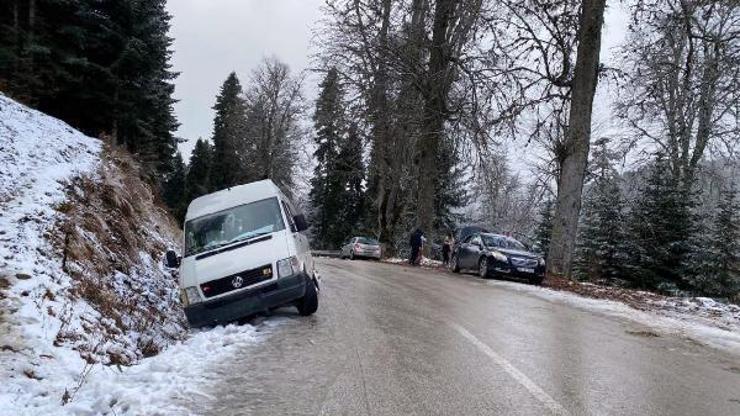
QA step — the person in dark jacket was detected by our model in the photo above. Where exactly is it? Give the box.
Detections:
[409,228,424,265]
[442,233,453,266]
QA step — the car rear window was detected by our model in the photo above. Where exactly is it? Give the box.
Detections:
[357,237,379,245]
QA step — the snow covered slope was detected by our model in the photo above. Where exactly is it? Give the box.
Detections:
[0,94,209,414]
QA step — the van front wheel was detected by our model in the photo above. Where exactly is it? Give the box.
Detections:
[297,278,319,316]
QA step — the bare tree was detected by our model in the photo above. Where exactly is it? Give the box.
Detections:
[315,0,606,267]
[616,0,740,186]
[465,0,606,277]
[242,58,307,192]
[471,149,546,236]
[416,0,483,252]
[546,0,607,278]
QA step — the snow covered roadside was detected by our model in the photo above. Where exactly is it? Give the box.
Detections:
[6,324,263,416]
[384,256,443,268]
[0,94,265,415]
[481,278,740,355]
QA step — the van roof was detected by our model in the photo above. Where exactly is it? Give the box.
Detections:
[185,179,285,222]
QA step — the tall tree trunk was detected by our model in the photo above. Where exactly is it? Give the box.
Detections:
[373,0,393,248]
[416,0,457,252]
[686,39,719,186]
[546,0,606,278]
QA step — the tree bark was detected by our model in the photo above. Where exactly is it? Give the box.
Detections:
[373,0,393,248]
[687,40,719,185]
[546,0,606,278]
[416,0,457,252]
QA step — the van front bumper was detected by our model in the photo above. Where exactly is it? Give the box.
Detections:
[184,273,309,328]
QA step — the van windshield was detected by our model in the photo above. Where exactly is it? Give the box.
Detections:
[184,197,285,257]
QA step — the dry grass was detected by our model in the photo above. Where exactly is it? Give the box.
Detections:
[0,276,11,290]
[543,275,665,311]
[48,142,185,365]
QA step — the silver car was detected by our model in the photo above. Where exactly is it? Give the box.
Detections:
[340,236,381,260]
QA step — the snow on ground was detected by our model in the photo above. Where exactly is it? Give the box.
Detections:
[5,323,263,416]
[0,94,248,415]
[384,256,443,268]
[481,278,740,355]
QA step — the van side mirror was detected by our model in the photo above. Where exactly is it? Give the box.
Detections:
[293,214,309,232]
[165,250,180,268]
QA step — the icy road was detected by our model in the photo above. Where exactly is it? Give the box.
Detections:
[187,257,740,416]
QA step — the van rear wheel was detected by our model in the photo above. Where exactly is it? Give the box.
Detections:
[297,278,318,316]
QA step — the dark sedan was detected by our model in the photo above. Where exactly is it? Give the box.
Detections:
[450,232,545,285]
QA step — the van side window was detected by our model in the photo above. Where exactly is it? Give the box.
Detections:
[281,200,297,232]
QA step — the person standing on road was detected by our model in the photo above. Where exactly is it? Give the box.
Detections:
[409,228,424,266]
[442,233,453,266]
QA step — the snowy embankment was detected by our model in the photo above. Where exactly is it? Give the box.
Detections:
[0,95,262,415]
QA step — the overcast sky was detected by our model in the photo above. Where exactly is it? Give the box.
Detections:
[168,0,629,165]
[167,0,324,159]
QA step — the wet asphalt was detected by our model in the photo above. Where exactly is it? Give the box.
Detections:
[189,257,740,416]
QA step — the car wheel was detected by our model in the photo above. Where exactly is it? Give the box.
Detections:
[349,250,355,260]
[451,255,460,273]
[297,278,319,316]
[478,257,489,279]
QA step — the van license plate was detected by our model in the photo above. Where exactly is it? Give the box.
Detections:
[519,268,534,273]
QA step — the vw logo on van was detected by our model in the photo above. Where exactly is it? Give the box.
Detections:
[231,275,244,288]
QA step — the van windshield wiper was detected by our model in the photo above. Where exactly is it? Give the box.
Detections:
[228,230,271,245]
[195,232,274,260]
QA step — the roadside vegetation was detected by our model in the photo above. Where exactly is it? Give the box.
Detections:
[304,0,739,300]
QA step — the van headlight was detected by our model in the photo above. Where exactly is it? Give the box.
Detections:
[181,286,202,307]
[491,251,508,262]
[276,256,301,278]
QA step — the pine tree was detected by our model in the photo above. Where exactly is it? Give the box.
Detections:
[162,151,187,222]
[309,68,347,248]
[573,178,628,282]
[185,138,213,203]
[433,136,467,235]
[0,0,180,198]
[573,140,628,282]
[210,72,247,190]
[113,0,180,178]
[687,187,740,297]
[333,123,365,241]
[710,187,740,297]
[626,153,696,291]
[534,197,555,256]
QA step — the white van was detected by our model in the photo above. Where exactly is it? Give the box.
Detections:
[165,179,319,328]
